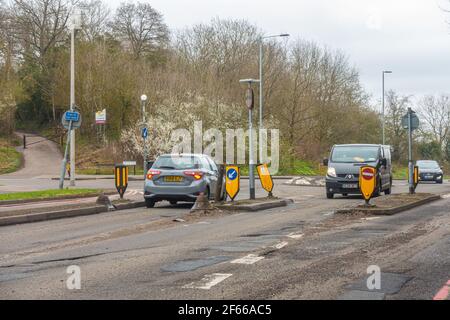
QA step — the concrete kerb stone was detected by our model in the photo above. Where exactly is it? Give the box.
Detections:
[0,190,117,206]
[335,194,441,216]
[0,201,147,227]
[216,199,293,212]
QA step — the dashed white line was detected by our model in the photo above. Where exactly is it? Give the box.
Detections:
[231,254,264,265]
[183,273,233,290]
[273,241,289,249]
[287,233,304,240]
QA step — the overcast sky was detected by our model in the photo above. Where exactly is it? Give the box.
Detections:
[109,0,450,105]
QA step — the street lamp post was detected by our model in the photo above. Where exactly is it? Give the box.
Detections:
[69,9,82,187]
[382,70,392,145]
[259,33,289,162]
[240,79,260,200]
[141,94,148,175]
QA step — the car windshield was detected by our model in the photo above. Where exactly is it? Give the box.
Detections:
[417,161,440,169]
[331,146,379,163]
[153,155,201,170]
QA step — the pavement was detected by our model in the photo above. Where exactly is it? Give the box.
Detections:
[0,179,449,300]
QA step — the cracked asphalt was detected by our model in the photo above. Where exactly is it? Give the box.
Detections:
[0,180,449,300]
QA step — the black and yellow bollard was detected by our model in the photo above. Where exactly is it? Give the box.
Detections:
[115,165,129,199]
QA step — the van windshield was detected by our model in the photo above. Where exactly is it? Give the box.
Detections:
[331,146,379,163]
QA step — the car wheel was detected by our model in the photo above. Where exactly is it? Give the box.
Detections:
[342,193,348,197]
[326,192,334,199]
[205,186,211,200]
[145,199,155,208]
[437,179,443,184]
[169,201,177,206]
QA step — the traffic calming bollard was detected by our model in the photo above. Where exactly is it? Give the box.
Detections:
[115,165,129,199]
[359,166,377,206]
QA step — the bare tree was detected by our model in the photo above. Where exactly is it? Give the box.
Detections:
[385,90,411,161]
[418,94,450,151]
[111,2,169,59]
[10,0,74,65]
[79,0,110,42]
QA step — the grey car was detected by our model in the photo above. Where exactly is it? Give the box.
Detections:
[416,160,444,184]
[144,154,225,208]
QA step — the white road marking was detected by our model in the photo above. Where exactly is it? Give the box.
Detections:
[183,273,233,290]
[273,241,289,249]
[231,254,264,265]
[361,217,381,221]
[442,193,450,199]
[287,233,304,240]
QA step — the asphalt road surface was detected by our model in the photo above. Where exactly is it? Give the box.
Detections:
[1,180,449,300]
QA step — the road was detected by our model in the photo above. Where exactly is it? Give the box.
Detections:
[0,180,449,300]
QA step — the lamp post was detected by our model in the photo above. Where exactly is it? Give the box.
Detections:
[259,33,289,162]
[69,9,82,187]
[382,70,392,145]
[240,79,260,200]
[141,94,148,175]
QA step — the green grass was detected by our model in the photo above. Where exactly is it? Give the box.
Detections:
[237,159,322,176]
[0,137,22,175]
[0,188,103,202]
[78,168,144,175]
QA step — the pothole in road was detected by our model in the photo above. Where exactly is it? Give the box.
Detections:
[161,256,231,273]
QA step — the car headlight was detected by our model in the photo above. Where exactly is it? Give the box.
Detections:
[327,167,337,177]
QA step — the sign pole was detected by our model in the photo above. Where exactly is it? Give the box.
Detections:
[59,120,73,189]
[408,108,414,194]
[249,105,256,200]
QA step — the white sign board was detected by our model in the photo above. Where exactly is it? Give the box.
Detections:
[123,161,137,166]
[95,109,106,124]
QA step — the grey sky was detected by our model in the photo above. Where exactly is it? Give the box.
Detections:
[108,0,450,105]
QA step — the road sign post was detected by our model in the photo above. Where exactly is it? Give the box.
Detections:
[240,79,260,200]
[359,166,377,206]
[115,165,129,199]
[225,166,240,201]
[402,108,420,194]
[59,110,82,190]
[257,164,274,197]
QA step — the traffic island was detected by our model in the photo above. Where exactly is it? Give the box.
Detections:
[215,197,293,212]
[335,193,441,216]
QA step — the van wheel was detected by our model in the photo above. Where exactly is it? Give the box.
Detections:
[342,193,348,197]
[145,199,155,208]
[326,192,334,199]
[169,201,177,205]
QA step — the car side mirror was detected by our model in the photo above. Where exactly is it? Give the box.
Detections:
[381,158,387,167]
[323,158,329,166]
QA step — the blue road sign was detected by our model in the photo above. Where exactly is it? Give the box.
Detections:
[227,168,238,181]
[65,111,80,122]
[142,127,148,139]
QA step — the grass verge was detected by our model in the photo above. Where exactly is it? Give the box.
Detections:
[0,188,103,202]
[0,137,22,175]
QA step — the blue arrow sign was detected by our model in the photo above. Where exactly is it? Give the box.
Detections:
[64,111,80,122]
[142,127,148,139]
[227,168,238,181]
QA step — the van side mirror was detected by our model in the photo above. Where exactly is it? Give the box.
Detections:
[323,158,329,166]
